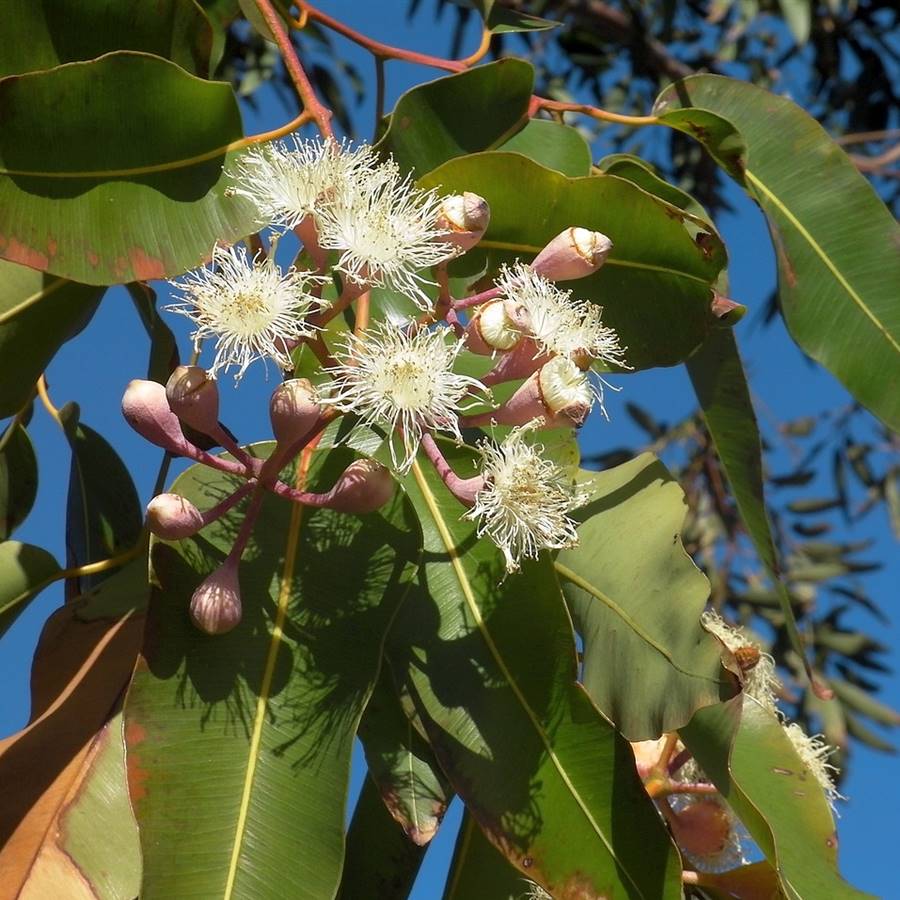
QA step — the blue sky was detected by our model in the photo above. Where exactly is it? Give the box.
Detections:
[1,2,896,896]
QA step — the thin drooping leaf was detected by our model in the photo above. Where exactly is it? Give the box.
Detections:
[127,282,180,385]
[655,75,900,432]
[337,775,428,900]
[377,59,535,175]
[0,424,38,540]
[0,261,103,417]
[419,152,727,370]
[59,406,143,596]
[393,442,682,898]
[559,453,735,741]
[2,0,218,78]
[443,811,529,900]
[680,696,871,900]
[686,327,823,691]
[0,52,259,284]
[357,665,452,845]
[458,0,559,32]
[124,444,418,899]
[0,540,60,638]
[0,580,146,895]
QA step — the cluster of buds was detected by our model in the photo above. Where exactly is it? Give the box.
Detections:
[126,138,627,633]
[629,613,841,876]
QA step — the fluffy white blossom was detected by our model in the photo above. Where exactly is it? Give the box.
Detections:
[496,263,626,366]
[783,723,842,809]
[228,137,389,231]
[465,425,583,572]
[316,171,459,309]
[167,244,326,381]
[322,322,485,472]
[700,610,781,715]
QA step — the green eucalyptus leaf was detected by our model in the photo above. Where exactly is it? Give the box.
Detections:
[687,328,818,699]
[0,425,38,540]
[498,118,592,176]
[377,59,535,176]
[655,75,900,431]
[358,666,452,845]
[127,282,180,384]
[338,776,427,900]
[60,406,143,595]
[444,811,527,900]
[681,696,871,900]
[559,453,735,740]
[2,0,219,78]
[0,540,60,638]
[391,442,682,898]
[456,0,559,32]
[124,443,419,899]
[0,261,104,417]
[419,152,726,369]
[0,52,259,285]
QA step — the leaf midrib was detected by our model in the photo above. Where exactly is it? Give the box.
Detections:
[410,460,642,896]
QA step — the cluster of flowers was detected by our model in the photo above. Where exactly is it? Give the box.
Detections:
[121,138,626,632]
[631,611,840,875]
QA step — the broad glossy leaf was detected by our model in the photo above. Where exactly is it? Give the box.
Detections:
[2,0,218,78]
[393,444,682,898]
[653,107,746,181]
[377,60,534,175]
[498,119,592,176]
[124,444,418,899]
[358,666,452,844]
[60,406,142,595]
[558,453,735,741]
[338,775,427,900]
[681,697,870,900]
[0,592,144,894]
[444,812,527,900]
[655,75,900,431]
[0,52,259,285]
[0,540,60,638]
[0,424,37,539]
[419,153,727,370]
[0,261,103,417]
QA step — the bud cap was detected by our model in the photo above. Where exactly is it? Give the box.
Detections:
[436,192,491,252]
[166,366,220,435]
[147,493,204,540]
[531,227,613,281]
[190,561,242,635]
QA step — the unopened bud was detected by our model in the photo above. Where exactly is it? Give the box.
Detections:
[270,379,321,445]
[531,227,613,281]
[466,300,521,355]
[147,492,204,540]
[321,460,395,513]
[669,801,732,858]
[166,366,220,435]
[190,560,242,635]
[436,192,490,251]
[537,356,593,425]
[122,379,193,454]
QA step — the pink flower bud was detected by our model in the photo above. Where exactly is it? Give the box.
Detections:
[531,227,613,281]
[436,192,490,252]
[147,492,204,540]
[122,379,193,454]
[465,300,522,355]
[166,366,220,436]
[270,378,321,445]
[321,460,395,514]
[190,560,242,635]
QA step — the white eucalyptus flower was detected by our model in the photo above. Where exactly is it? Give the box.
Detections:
[496,262,626,366]
[465,425,583,572]
[700,610,781,716]
[316,171,459,309]
[228,137,390,231]
[322,322,485,472]
[783,723,842,809]
[167,244,326,381]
